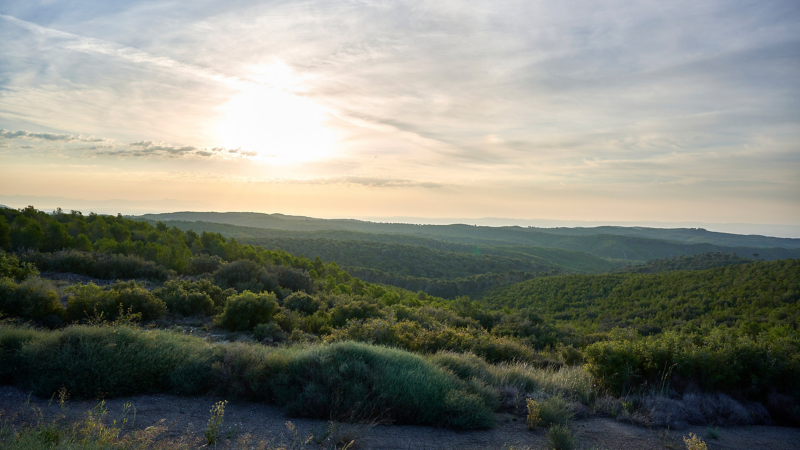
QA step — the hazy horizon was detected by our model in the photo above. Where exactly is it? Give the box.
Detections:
[1,1,798,225]
[2,194,799,238]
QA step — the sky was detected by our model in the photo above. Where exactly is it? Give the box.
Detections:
[0,0,798,231]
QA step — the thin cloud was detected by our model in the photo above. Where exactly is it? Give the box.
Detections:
[0,129,107,142]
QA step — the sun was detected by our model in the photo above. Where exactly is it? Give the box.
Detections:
[216,67,335,163]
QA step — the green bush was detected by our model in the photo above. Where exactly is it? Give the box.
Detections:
[185,254,223,275]
[154,280,216,316]
[217,340,496,428]
[213,260,279,295]
[65,283,111,322]
[283,291,319,315]
[218,290,279,331]
[326,318,539,363]
[0,325,498,429]
[253,321,285,342]
[106,281,167,320]
[0,276,64,324]
[0,250,39,280]
[539,395,575,426]
[65,281,166,322]
[24,250,174,281]
[585,328,800,401]
[546,423,574,450]
[12,325,218,397]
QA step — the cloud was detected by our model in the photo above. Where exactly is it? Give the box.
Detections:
[0,129,107,142]
[290,176,444,189]
[0,129,247,160]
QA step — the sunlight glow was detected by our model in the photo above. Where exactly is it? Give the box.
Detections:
[217,64,334,163]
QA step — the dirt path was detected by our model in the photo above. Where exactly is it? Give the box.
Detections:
[1,386,798,449]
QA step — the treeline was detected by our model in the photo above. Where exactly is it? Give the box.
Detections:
[251,237,556,279]
[348,266,555,299]
[482,259,800,335]
[619,252,753,274]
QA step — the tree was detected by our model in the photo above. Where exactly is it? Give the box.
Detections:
[0,216,10,250]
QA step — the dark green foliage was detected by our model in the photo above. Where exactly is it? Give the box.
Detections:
[621,252,753,274]
[0,325,39,384]
[218,290,279,331]
[0,324,497,429]
[185,254,223,275]
[136,211,800,260]
[0,277,64,324]
[585,328,800,402]
[213,259,280,294]
[326,318,540,364]
[24,250,174,281]
[218,340,496,428]
[283,291,319,315]
[539,395,575,426]
[0,216,10,251]
[257,238,554,279]
[107,281,167,320]
[0,250,39,280]
[349,267,547,299]
[482,259,800,334]
[65,281,167,321]
[13,325,217,397]
[153,279,226,316]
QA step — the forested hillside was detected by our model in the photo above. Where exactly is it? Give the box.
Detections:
[1,205,799,427]
[140,220,620,273]
[482,259,800,335]
[137,212,800,262]
[619,251,753,274]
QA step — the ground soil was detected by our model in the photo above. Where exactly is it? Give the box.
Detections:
[1,386,798,449]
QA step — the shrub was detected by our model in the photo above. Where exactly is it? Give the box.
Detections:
[683,433,708,450]
[0,251,39,280]
[65,282,110,322]
[253,322,285,342]
[283,291,320,315]
[0,325,39,383]
[106,281,167,320]
[154,280,216,316]
[546,424,574,450]
[13,325,218,397]
[539,395,575,426]
[186,254,223,275]
[0,276,64,324]
[526,399,541,430]
[213,260,279,295]
[218,290,279,331]
[326,318,539,363]
[429,351,496,386]
[0,325,498,430]
[223,341,497,429]
[24,250,173,281]
[584,329,800,402]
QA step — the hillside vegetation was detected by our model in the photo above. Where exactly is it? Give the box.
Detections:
[1,206,799,428]
[137,212,800,261]
[482,259,800,336]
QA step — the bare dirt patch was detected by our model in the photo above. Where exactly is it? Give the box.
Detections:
[1,386,798,449]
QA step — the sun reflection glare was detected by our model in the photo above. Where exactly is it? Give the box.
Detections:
[217,64,334,163]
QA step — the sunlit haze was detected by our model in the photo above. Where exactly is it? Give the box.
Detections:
[0,1,798,231]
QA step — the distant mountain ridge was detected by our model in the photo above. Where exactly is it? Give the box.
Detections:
[135,211,800,253]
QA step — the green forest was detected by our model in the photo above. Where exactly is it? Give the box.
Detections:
[1,205,799,431]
